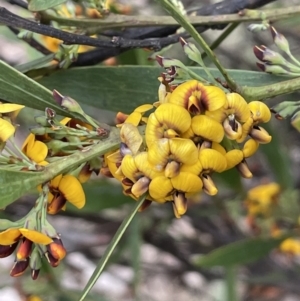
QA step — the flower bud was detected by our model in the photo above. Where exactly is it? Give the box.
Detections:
[53,90,85,115]
[29,247,42,280]
[131,176,150,197]
[236,160,252,178]
[34,116,49,127]
[256,63,289,75]
[173,192,187,217]
[16,238,33,260]
[253,45,287,65]
[270,26,290,54]
[250,126,272,144]
[202,174,218,196]
[10,258,29,277]
[247,23,269,33]
[180,37,203,65]
[271,101,300,119]
[47,238,66,261]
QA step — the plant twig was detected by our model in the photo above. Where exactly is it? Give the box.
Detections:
[156,0,238,91]
[39,6,300,30]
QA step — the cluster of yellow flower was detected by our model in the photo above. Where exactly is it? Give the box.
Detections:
[246,183,300,256]
[0,101,104,278]
[104,79,272,218]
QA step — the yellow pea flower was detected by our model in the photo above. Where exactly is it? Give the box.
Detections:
[242,138,259,158]
[245,182,280,217]
[117,104,153,127]
[168,80,226,114]
[22,134,48,164]
[145,103,191,147]
[0,118,15,142]
[279,238,300,255]
[248,101,271,124]
[0,228,52,246]
[48,174,86,214]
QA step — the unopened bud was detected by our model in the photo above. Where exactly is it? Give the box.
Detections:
[47,238,66,260]
[34,116,49,127]
[131,177,150,197]
[173,192,187,217]
[16,238,33,260]
[236,160,253,178]
[271,101,300,119]
[253,45,287,65]
[256,63,289,75]
[202,174,218,196]
[10,258,29,277]
[156,55,186,69]
[250,126,272,144]
[53,90,84,115]
[243,139,259,158]
[45,251,60,267]
[247,23,269,33]
[47,194,66,215]
[270,26,290,54]
[29,247,42,280]
[180,38,203,65]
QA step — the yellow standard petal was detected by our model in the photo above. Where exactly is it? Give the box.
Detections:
[19,228,53,245]
[51,174,63,189]
[58,175,86,209]
[212,142,226,155]
[201,85,227,112]
[243,139,259,158]
[169,138,198,165]
[135,152,163,179]
[27,140,48,163]
[180,158,203,176]
[191,115,224,143]
[171,172,203,193]
[225,149,244,169]
[124,111,142,126]
[120,123,143,155]
[226,93,251,123]
[149,176,173,201]
[0,228,21,245]
[0,103,24,113]
[147,138,170,169]
[199,149,227,173]
[0,118,15,142]
[134,104,153,113]
[121,154,139,182]
[248,101,271,123]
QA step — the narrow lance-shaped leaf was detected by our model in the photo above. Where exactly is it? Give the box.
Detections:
[0,60,70,115]
[28,0,67,11]
[194,236,288,268]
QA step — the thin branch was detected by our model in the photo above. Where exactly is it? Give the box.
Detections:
[39,6,300,30]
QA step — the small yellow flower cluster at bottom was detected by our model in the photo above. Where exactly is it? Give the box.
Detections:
[103,79,272,218]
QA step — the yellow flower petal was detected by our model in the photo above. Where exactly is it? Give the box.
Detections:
[120,123,143,155]
[248,101,271,123]
[226,93,251,123]
[149,176,173,201]
[124,111,141,126]
[225,149,244,169]
[280,238,300,255]
[121,154,139,182]
[191,115,224,142]
[19,228,53,245]
[51,174,63,189]
[201,85,227,112]
[0,103,24,113]
[147,138,170,169]
[145,113,164,147]
[0,118,15,142]
[155,103,192,134]
[199,149,227,173]
[171,172,203,193]
[58,175,86,209]
[26,140,48,163]
[134,104,153,113]
[180,159,203,175]
[169,138,198,165]
[0,228,21,245]
[135,152,163,179]
[212,142,226,155]
[243,139,259,158]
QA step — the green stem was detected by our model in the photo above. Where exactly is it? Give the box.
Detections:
[78,196,146,301]
[202,23,239,60]
[39,6,300,30]
[239,76,300,100]
[156,0,238,91]
[225,266,238,301]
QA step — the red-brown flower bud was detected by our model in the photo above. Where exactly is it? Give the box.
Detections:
[47,238,66,260]
[0,243,18,258]
[10,258,29,277]
[16,238,33,260]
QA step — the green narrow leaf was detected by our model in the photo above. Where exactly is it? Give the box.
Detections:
[38,66,288,113]
[0,128,120,209]
[194,236,287,268]
[78,197,146,301]
[28,0,67,11]
[0,60,69,115]
[16,54,55,74]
